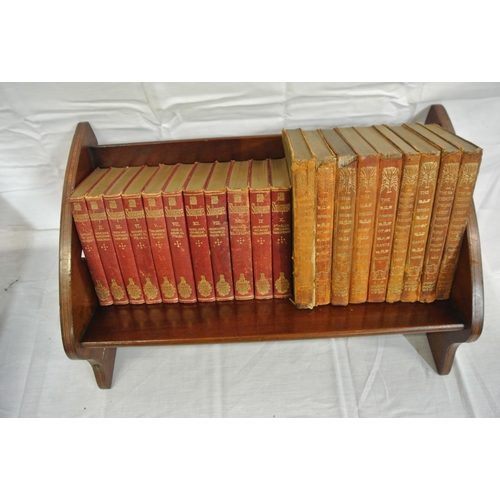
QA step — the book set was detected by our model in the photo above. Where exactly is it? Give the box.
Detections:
[71,122,481,311]
[282,122,482,309]
[70,158,293,306]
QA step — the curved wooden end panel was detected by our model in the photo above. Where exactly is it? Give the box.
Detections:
[424,105,484,374]
[59,122,117,388]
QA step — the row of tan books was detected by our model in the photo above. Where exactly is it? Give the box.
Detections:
[283,123,482,309]
[70,159,292,306]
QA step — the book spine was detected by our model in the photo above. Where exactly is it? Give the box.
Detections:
[123,194,162,304]
[401,154,440,302]
[271,186,292,299]
[315,159,336,305]
[419,152,461,302]
[290,159,316,308]
[350,155,379,304]
[368,157,402,302]
[143,193,179,303]
[331,162,357,306]
[70,199,114,306]
[436,151,482,299]
[184,191,216,302]
[162,191,197,303]
[250,182,273,299]
[103,195,145,304]
[205,190,234,301]
[86,196,129,305]
[228,187,254,300]
[386,155,421,303]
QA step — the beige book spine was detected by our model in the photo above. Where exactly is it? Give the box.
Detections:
[385,154,421,302]
[350,155,379,304]
[314,156,336,305]
[368,156,402,302]
[331,161,357,305]
[419,151,461,302]
[401,154,440,302]
[436,151,482,299]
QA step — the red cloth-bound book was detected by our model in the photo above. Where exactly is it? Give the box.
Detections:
[227,160,254,300]
[204,161,235,301]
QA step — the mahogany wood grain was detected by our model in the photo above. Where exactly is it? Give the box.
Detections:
[425,104,484,374]
[59,122,116,388]
[60,105,484,387]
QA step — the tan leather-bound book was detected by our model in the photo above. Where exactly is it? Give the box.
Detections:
[249,159,273,300]
[142,164,179,303]
[374,125,421,303]
[269,158,292,299]
[122,166,163,304]
[70,167,114,306]
[103,166,146,305]
[406,123,462,303]
[424,123,483,300]
[162,163,198,303]
[355,127,403,303]
[227,160,254,300]
[184,162,216,302]
[388,126,441,302]
[302,129,336,306]
[85,167,133,305]
[282,129,316,309]
[320,129,356,306]
[336,127,380,304]
[204,161,235,301]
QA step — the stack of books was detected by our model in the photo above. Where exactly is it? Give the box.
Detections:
[70,159,292,305]
[283,123,482,309]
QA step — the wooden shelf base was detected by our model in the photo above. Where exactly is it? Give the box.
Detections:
[60,104,484,387]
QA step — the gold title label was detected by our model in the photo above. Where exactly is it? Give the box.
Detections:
[145,209,164,218]
[89,212,107,221]
[229,203,248,215]
[251,203,270,215]
[165,208,184,217]
[73,213,89,222]
[107,210,126,220]
[186,207,205,217]
[125,209,145,219]
[271,202,290,213]
[207,206,226,216]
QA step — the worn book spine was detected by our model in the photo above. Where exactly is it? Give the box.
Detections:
[184,190,216,302]
[385,155,421,303]
[270,164,292,299]
[368,156,402,302]
[401,154,440,302]
[70,198,114,306]
[314,157,336,305]
[162,191,197,303]
[228,185,254,300]
[123,194,162,304]
[330,160,357,306]
[350,155,379,304]
[436,150,482,299]
[205,187,234,301]
[418,151,461,302]
[103,194,145,304]
[143,193,179,303]
[86,195,129,305]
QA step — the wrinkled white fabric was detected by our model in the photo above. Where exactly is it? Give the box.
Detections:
[1,82,499,417]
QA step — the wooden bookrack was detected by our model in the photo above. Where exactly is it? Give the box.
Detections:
[59,105,484,388]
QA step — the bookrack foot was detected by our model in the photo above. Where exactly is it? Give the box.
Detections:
[426,329,471,375]
[86,348,117,389]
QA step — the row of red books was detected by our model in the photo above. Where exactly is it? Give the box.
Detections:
[70,158,292,306]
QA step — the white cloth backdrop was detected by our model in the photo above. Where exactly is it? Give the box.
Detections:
[1,82,499,417]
